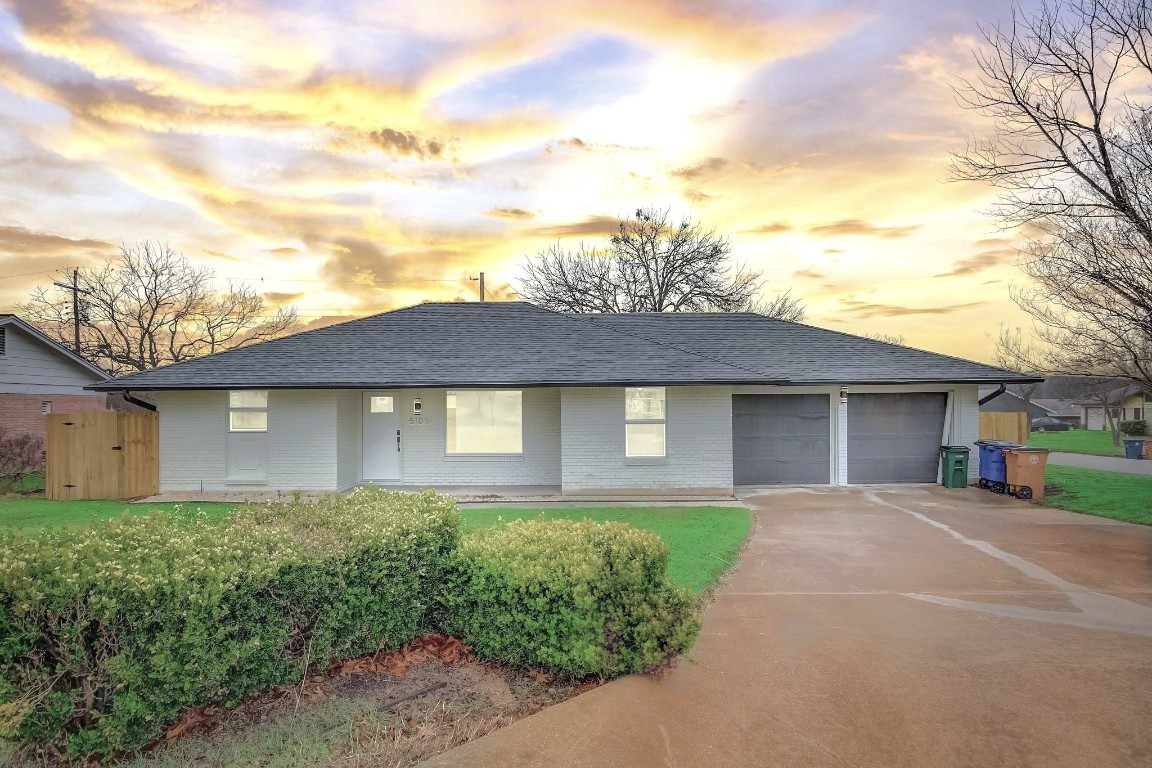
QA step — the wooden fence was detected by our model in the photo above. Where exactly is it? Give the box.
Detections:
[46,411,159,500]
[978,412,1029,444]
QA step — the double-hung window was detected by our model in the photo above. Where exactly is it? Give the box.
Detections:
[625,387,666,457]
[446,390,523,454]
[228,391,268,432]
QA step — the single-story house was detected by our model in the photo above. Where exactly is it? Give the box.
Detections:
[0,314,109,439]
[977,388,1081,427]
[1078,385,1150,430]
[90,302,1040,495]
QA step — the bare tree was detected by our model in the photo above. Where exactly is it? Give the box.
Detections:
[22,242,298,375]
[517,208,804,318]
[862,332,907,345]
[955,0,1152,390]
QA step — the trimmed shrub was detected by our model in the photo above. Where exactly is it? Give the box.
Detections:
[0,487,459,757]
[441,519,700,678]
[1119,420,1147,436]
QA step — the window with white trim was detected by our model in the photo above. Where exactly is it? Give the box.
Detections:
[228,390,268,432]
[446,390,522,454]
[625,387,666,457]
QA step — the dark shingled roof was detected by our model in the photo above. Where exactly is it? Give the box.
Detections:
[90,302,1037,391]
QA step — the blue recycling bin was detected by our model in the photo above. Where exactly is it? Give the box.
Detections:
[1123,439,1145,460]
[974,440,1018,493]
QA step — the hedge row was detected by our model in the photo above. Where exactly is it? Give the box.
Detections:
[442,519,699,677]
[0,489,701,757]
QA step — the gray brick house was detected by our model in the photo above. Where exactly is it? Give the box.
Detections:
[90,302,1038,495]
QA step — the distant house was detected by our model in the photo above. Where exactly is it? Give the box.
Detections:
[977,388,1081,427]
[90,302,1039,495]
[1080,385,1151,429]
[0,315,109,439]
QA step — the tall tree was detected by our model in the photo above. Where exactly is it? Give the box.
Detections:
[22,241,298,375]
[517,207,805,320]
[954,0,1152,389]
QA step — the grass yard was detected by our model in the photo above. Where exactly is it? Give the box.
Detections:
[1026,429,1124,456]
[0,498,752,593]
[1044,465,1152,525]
[461,506,752,593]
[0,497,237,534]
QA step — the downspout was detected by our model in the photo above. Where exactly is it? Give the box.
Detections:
[978,383,1007,406]
[120,390,157,412]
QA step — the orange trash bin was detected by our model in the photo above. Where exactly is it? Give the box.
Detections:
[1002,447,1050,501]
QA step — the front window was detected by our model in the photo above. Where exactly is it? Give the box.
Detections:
[446,390,522,454]
[625,387,666,457]
[229,390,268,432]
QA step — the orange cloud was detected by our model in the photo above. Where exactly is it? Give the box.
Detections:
[808,219,922,239]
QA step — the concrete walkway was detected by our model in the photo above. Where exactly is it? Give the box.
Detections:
[1048,451,1152,476]
[421,485,1152,768]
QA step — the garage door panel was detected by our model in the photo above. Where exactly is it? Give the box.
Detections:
[733,394,830,484]
[847,393,946,484]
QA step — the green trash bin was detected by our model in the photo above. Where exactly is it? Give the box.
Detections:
[939,446,971,488]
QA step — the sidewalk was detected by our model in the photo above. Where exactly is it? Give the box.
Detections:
[1047,451,1152,476]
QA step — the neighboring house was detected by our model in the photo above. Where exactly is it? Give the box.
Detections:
[90,302,1039,495]
[0,314,109,439]
[978,388,1054,421]
[1079,385,1151,429]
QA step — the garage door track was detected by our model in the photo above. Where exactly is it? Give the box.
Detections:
[422,486,1152,768]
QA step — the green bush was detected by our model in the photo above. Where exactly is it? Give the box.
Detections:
[0,488,459,758]
[441,519,700,678]
[1119,419,1147,436]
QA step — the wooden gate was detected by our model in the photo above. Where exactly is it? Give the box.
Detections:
[45,412,159,500]
[978,412,1029,444]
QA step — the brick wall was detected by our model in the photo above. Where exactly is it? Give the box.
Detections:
[0,393,108,439]
[560,386,733,493]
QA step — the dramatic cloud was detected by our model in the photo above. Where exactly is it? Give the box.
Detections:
[526,216,621,238]
[743,222,793,235]
[367,128,446,159]
[838,299,988,318]
[793,267,827,279]
[484,207,534,220]
[672,157,729,180]
[807,219,922,239]
[934,247,1017,277]
[0,226,111,255]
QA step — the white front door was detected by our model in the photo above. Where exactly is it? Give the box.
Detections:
[363,392,402,480]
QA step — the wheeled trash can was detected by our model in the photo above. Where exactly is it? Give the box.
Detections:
[1002,447,1050,501]
[974,440,1018,493]
[1123,438,1145,460]
[939,446,971,488]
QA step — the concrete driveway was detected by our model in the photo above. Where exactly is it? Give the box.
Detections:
[422,486,1152,768]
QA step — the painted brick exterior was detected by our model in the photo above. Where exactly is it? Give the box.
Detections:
[157,390,340,492]
[336,391,362,491]
[559,386,733,493]
[0,393,107,439]
[387,388,562,486]
[154,384,983,493]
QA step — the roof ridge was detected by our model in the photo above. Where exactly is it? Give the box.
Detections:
[538,307,784,382]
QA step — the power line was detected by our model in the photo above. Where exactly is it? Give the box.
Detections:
[0,270,55,280]
[218,276,467,285]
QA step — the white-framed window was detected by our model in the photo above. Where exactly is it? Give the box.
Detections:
[625,387,666,457]
[228,390,268,432]
[446,390,522,454]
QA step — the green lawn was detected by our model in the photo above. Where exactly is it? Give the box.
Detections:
[1044,465,1152,525]
[463,506,752,593]
[0,498,238,534]
[0,498,751,593]
[1027,429,1124,456]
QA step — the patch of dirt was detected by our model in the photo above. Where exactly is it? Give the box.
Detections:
[4,635,601,768]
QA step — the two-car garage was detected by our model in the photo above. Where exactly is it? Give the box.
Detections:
[732,392,949,485]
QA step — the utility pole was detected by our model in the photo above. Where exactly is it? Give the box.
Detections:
[52,268,90,354]
[469,272,486,303]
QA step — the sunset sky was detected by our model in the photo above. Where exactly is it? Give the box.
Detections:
[0,0,1044,362]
